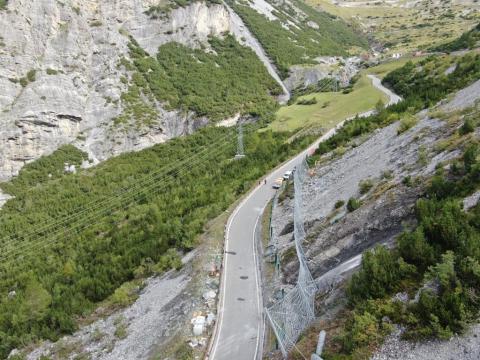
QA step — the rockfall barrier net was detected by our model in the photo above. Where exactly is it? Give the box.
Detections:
[265,158,317,357]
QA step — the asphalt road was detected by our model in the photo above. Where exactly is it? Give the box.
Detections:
[208,124,346,360]
[208,75,399,360]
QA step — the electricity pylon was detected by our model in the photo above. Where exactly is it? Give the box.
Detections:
[235,123,245,159]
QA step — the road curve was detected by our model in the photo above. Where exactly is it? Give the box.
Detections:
[208,75,398,360]
[368,74,402,106]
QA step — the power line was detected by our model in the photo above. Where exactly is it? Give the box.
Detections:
[0,129,236,249]
[0,123,266,265]
[0,139,235,264]
[0,76,337,252]
[0,76,341,269]
[0,129,246,263]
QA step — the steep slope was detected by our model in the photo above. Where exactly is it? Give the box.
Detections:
[0,0,224,180]
[432,22,480,52]
[0,0,365,183]
[227,0,367,77]
[266,51,480,358]
[0,0,282,182]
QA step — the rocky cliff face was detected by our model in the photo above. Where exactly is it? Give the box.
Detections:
[0,0,286,182]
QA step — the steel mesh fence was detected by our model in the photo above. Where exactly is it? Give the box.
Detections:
[265,158,317,357]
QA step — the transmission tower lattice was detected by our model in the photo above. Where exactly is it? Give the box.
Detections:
[235,123,245,159]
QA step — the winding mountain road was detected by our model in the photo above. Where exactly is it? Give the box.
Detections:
[207,75,400,360]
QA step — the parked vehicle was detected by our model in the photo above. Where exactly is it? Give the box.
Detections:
[283,170,293,180]
[272,177,284,189]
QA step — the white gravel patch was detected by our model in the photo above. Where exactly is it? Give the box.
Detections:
[248,0,278,21]
[442,79,480,112]
[463,190,480,211]
[302,116,443,223]
[372,324,480,360]
[100,275,190,360]
[26,272,191,360]
[0,189,12,209]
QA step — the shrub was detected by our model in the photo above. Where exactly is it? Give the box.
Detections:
[297,97,317,105]
[397,227,436,271]
[347,197,361,212]
[154,248,182,273]
[334,200,345,209]
[397,114,418,134]
[402,175,412,187]
[459,118,474,135]
[359,179,374,194]
[19,77,28,87]
[341,311,384,353]
[108,282,139,308]
[27,69,36,82]
[381,170,394,180]
[463,144,478,172]
[114,322,128,339]
[90,20,103,27]
[347,246,415,304]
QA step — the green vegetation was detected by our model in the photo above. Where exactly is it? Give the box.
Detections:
[397,113,418,134]
[0,125,315,358]
[117,35,280,126]
[227,0,366,78]
[90,20,103,27]
[459,118,475,135]
[306,0,479,55]
[297,97,318,106]
[347,197,361,212]
[26,70,36,82]
[0,0,7,10]
[358,179,374,194]
[272,71,387,132]
[1,145,88,194]
[383,53,480,108]
[433,23,480,52]
[46,68,59,75]
[365,56,426,80]
[308,52,480,162]
[326,142,480,358]
[16,69,37,88]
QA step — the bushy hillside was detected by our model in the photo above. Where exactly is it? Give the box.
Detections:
[334,128,480,358]
[282,51,480,360]
[383,53,480,107]
[433,23,480,52]
[117,35,281,126]
[0,126,316,358]
[227,0,367,78]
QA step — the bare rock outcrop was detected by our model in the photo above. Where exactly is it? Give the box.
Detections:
[0,0,285,182]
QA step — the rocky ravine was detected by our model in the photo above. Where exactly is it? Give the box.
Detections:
[0,0,289,182]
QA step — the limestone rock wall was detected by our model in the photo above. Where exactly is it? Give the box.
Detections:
[0,0,241,181]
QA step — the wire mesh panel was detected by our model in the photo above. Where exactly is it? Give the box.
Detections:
[265,158,318,357]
